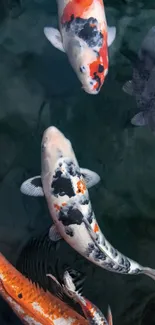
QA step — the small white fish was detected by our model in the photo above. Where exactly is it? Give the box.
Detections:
[44,0,116,94]
[20,126,155,280]
[47,269,113,325]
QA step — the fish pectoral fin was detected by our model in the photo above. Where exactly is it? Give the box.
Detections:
[122,80,134,96]
[63,269,86,299]
[131,112,147,126]
[44,27,65,52]
[49,225,62,242]
[64,268,86,296]
[20,176,44,197]
[107,26,116,47]
[46,273,64,300]
[107,306,113,325]
[46,273,61,287]
[80,168,100,188]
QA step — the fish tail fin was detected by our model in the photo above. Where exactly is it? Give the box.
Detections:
[143,267,155,281]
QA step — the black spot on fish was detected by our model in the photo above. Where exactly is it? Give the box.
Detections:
[94,50,99,57]
[94,248,106,261]
[98,64,104,73]
[130,268,141,274]
[65,227,74,237]
[80,66,86,73]
[18,293,22,299]
[85,243,95,257]
[87,210,93,224]
[59,207,83,226]
[124,259,131,269]
[110,247,118,258]
[68,161,81,178]
[53,170,62,179]
[81,199,89,205]
[52,170,75,198]
[41,143,45,152]
[93,72,101,92]
[63,16,103,48]
[31,177,42,188]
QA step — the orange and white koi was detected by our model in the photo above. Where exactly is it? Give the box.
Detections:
[20,126,155,281]
[44,0,116,94]
[0,252,88,325]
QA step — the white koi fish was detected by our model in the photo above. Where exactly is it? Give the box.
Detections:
[47,269,113,325]
[20,126,155,280]
[44,0,116,94]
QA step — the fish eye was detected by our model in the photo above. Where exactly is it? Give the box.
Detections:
[80,65,86,73]
[98,64,104,73]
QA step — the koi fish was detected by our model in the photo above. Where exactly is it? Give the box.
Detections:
[47,270,113,325]
[0,252,88,325]
[122,26,155,132]
[44,0,116,94]
[20,126,155,280]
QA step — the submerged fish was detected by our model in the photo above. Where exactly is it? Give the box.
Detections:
[47,270,113,325]
[20,126,155,280]
[44,0,116,94]
[0,252,88,325]
[122,26,155,132]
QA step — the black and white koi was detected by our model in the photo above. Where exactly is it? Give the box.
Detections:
[20,126,155,281]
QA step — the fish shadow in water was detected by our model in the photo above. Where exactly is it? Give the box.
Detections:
[18,44,80,99]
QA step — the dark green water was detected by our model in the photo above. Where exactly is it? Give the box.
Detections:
[0,0,155,324]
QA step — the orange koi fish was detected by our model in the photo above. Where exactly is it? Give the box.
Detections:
[44,0,116,94]
[0,252,88,325]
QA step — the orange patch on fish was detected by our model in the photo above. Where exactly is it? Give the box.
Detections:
[84,300,96,317]
[54,204,61,211]
[93,223,99,233]
[89,29,108,91]
[62,202,67,206]
[0,253,88,325]
[61,0,94,24]
[85,300,93,310]
[89,31,108,89]
[76,180,86,194]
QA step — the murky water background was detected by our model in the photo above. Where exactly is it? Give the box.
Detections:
[0,0,155,324]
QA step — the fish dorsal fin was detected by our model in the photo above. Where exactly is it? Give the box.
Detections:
[44,27,65,52]
[107,306,113,325]
[20,176,44,197]
[131,111,147,126]
[122,80,134,96]
[107,26,116,47]
[80,168,100,189]
[20,168,100,197]
[49,225,62,242]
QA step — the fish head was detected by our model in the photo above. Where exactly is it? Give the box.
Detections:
[41,126,78,178]
[66,37,108,95]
